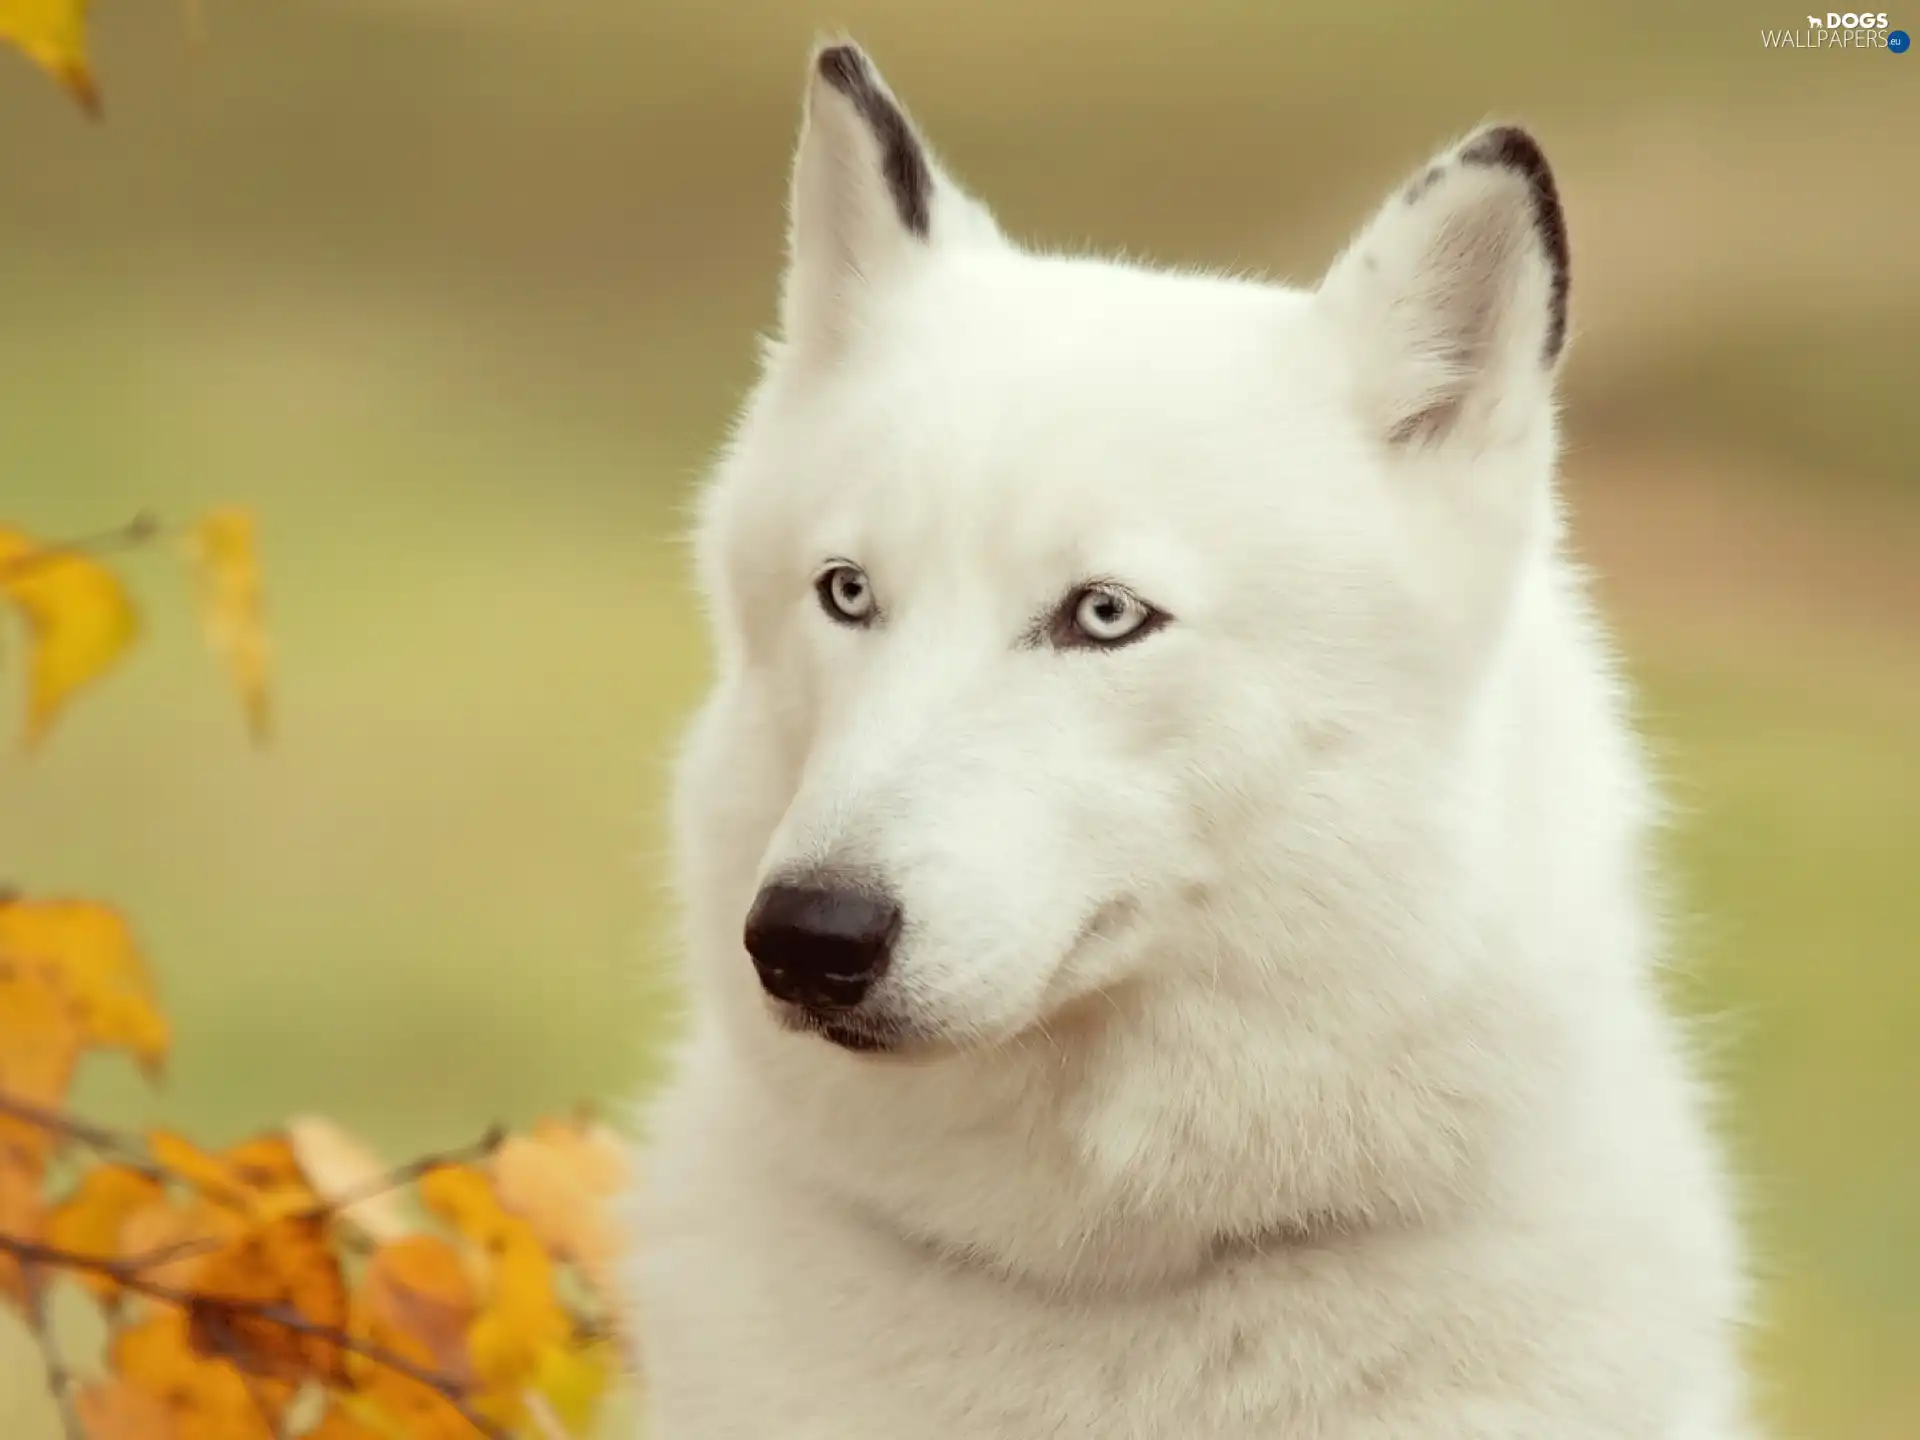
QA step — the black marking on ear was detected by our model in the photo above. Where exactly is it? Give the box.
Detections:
[1460,125,1570,364]
[816,45,933,239]
[1402,163,1447,204]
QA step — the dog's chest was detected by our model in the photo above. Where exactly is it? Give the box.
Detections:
[638,1206,1297,1439]
[632,1105,1741,1440]
[630,1152,1468,1440]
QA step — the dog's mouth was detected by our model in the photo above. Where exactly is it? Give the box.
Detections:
[774,1002,913,1056]
[811,1016,897,1053]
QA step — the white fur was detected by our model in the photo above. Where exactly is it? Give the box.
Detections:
[630,45,1755,1439]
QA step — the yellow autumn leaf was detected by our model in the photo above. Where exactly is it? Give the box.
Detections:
[0,527,139,749]
[334,1388,466,1440]
[0,965,82,1172]
[0,0,98,117]
[188,507,272,745]
[466,1236,571,1420]
[419,1163,571,1422]
[0,898,170,1079]
[417,1162,510,1252]
[528,1333,618,1436]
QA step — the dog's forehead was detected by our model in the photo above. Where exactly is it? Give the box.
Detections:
[892,250,1320,398]
[768,254,1337,543]
[716,247,1390,625]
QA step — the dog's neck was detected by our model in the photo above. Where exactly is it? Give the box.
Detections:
[739,936,1567,1297]
[845,1169,1368,1303]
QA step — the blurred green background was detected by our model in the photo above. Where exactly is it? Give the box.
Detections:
[1,2,1915,1435]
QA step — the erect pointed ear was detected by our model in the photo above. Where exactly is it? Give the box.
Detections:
[1317,126,1570,449]
[781,42,1001,357]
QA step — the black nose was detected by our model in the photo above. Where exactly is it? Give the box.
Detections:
[744,882,901,1011]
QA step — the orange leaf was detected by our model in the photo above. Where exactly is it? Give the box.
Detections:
[0,897,170,1079]
[116,1190,235,1288]
[220,1132,321,1208]
[0,526,137,747]
[183,1213,350,1389]
[43,1163,165,1302]
[346,1236,482,1439]
[118,1131,325,1305]
[149,1130,256,1209]
[0,0,98,116]
[148,1129,315,1218]
[490,1115,631,1308]
[306,1401,407,1440]
[112,1308,276,1439]
[75,1378,177,1440]
[0,1141,46,1307]
[361,1234,476,1381]
[188,507,272,744]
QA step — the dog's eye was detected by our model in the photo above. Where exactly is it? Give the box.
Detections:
[1052,583,1165,650]
[815,562,877,626]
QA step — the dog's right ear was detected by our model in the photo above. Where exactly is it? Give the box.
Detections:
[781,43,1000,359]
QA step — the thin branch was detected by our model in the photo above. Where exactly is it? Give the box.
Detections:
[21,1262,84,1440]
[0,1234,509,1440]
[0,1094,505,1274]
[0,1091,167,1183]
[303,1123,507,1227]
[0,1091,259,1212]
[0,511,165,583]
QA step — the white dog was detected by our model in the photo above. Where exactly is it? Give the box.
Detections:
[630,41,1756,1439]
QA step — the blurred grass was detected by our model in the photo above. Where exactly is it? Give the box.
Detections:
[1641,653,1920,1440]
[1,1,1915,1435]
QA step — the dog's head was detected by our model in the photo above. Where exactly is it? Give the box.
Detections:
[683,44,1570,1059]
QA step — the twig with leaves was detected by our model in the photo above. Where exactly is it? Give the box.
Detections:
[0,508,271,748]
[0,1081,629,1438]
[1,1232,513,1440]
[1,511,634,1436]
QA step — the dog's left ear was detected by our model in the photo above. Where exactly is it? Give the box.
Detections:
[781,43,1000,359]
[1317,126,1569,450]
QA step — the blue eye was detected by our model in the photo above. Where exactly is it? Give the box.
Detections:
[1053,583,1165,649]
[815,563,876,625]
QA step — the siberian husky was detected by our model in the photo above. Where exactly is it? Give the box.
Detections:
[630,42,1756,1440]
